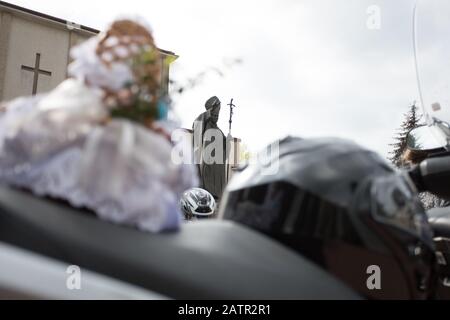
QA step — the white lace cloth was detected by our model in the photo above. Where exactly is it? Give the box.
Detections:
[0,79,198,232]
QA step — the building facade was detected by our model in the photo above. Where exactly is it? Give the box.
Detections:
[0,1,177,102]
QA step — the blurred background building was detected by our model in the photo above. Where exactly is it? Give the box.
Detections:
[0,1,177,101]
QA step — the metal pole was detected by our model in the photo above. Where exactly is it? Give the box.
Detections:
[227,99,237,182]
[228,98,236,136]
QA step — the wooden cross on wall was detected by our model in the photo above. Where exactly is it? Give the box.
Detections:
[21,53,52,95]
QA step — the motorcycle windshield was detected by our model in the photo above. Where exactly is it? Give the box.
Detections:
[414,0,450,146]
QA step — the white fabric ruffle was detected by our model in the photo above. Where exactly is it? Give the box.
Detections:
[68,37,134,92]
[0,79,198,232]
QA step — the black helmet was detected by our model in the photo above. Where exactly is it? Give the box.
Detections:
[181,188,216,221]
[219,136,436,299]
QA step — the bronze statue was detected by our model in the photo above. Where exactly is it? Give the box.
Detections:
[193,96,230,200]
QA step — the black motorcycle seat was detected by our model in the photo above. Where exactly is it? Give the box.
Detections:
[0,186,359,300]
[428,207,450,238]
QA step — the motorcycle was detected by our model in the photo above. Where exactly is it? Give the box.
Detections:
[0,185,359,299]
[1,0,450,300]
[403,0,450,300]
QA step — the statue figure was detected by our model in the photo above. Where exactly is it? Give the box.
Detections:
[192,96,230,200]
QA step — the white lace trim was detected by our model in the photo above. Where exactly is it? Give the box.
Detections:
[0,80,198,232]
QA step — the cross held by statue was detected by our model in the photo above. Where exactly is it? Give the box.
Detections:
[228,98,237,136]
[21,53,52,95]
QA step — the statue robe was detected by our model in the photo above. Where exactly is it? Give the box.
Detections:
[193,112,228,199]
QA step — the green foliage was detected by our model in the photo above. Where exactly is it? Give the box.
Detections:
[110,99,158,123]
[110,48,162,124]
[388,102,422,167]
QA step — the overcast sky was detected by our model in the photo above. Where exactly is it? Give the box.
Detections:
[8,0,421,157]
